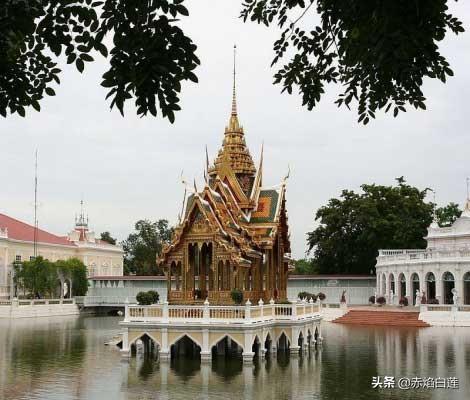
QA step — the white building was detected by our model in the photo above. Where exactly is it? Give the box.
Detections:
[0,208,124,299]
[376,199,470,305]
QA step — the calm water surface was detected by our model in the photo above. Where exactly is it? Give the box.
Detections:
[0,316,469,400]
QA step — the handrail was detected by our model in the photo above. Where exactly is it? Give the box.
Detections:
[123,300,321,324]
[377,248,470,264]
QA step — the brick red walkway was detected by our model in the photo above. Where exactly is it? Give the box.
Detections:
[333,309,430,327]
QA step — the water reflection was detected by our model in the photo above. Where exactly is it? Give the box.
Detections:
[0,317,469,400]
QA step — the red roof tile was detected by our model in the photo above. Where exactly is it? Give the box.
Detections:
[0,213,75,247]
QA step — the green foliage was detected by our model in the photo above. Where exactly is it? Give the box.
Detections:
[369,295,375,304]
[100,231,116,245]
[136,290,159,305]
[307,177,434,275]
[136,291,154,305]
[293,258,319,275]
[122,219,173,275]
[231,289,243,305]
[14,257,88,297]
[435,202,462,227]
[58,258,88,296]
[241,0,464,124]
[297,291,317,302]
[147,290,160,304]
[0,0,199,120]
[318,292,326,301]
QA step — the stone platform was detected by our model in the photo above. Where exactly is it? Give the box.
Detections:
[119,299,323,364]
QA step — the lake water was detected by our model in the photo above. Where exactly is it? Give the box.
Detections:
[0,316,469,400]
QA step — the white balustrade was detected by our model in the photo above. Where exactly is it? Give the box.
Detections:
[377,248,470,265]
[124,300,321,324]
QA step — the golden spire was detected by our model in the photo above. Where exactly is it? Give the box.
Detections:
[208,46,256,198]
[232,44,237,116]
[227,44,241,132]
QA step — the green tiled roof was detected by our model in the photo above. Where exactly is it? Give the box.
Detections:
[250,189,280,223]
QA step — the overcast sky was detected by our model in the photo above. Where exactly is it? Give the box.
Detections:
[1,1,470,258]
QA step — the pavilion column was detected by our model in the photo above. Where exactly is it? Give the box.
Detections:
[266,250,271,296]
[405,272,413,304]
[455,269,464,305]
[436,271,443,304]
[183,246,188,294]
[166,264,171,296]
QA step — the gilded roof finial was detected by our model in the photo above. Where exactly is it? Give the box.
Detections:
[232,44,237,116]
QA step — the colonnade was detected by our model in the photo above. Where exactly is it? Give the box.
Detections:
[376,268,470,305]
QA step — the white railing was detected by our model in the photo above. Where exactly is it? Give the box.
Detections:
[377,248,470,265]
[76,295,137,306]
[420,304,470,312]
[5,298,76,307]
[123,299,321,325]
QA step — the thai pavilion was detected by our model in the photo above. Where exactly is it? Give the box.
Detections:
[159,68,292,305]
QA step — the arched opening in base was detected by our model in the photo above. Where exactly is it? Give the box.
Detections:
[171,335,201,360]
[211,336,243,359]
[130,333,159,359]
[278,332,290,352]
[252,335,261,357]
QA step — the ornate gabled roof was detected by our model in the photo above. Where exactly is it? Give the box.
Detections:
[162,54,291,265]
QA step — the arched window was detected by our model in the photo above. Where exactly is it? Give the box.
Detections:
[425,272,436,301]
[464,272,470,305]
[442,271,455,305]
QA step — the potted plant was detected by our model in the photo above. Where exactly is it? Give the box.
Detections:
[136,291,153,305]
[399,297,409,307]
[369,295,376,305]
[147,290,159,304]
[230,289,243,305]
[376,296,386,306]
[318,292,326,302]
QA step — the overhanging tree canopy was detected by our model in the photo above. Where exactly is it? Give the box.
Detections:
[0,0,464,123]
[242,0,464,124]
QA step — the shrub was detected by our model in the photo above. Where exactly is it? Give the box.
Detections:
[369,295,376,304]
[376,296,386,305]
[298,291,310,300]
[298,291,316,301]
[147,290,159,304]
[399,297,409,306]
[318,292,326,301]
[136,291,153,305]
[427,298,439,305]
[231,289,243,305]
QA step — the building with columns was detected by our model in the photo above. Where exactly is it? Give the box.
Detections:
[0,207,124,299]
[159,62,292,304]
[376,198,470,305]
